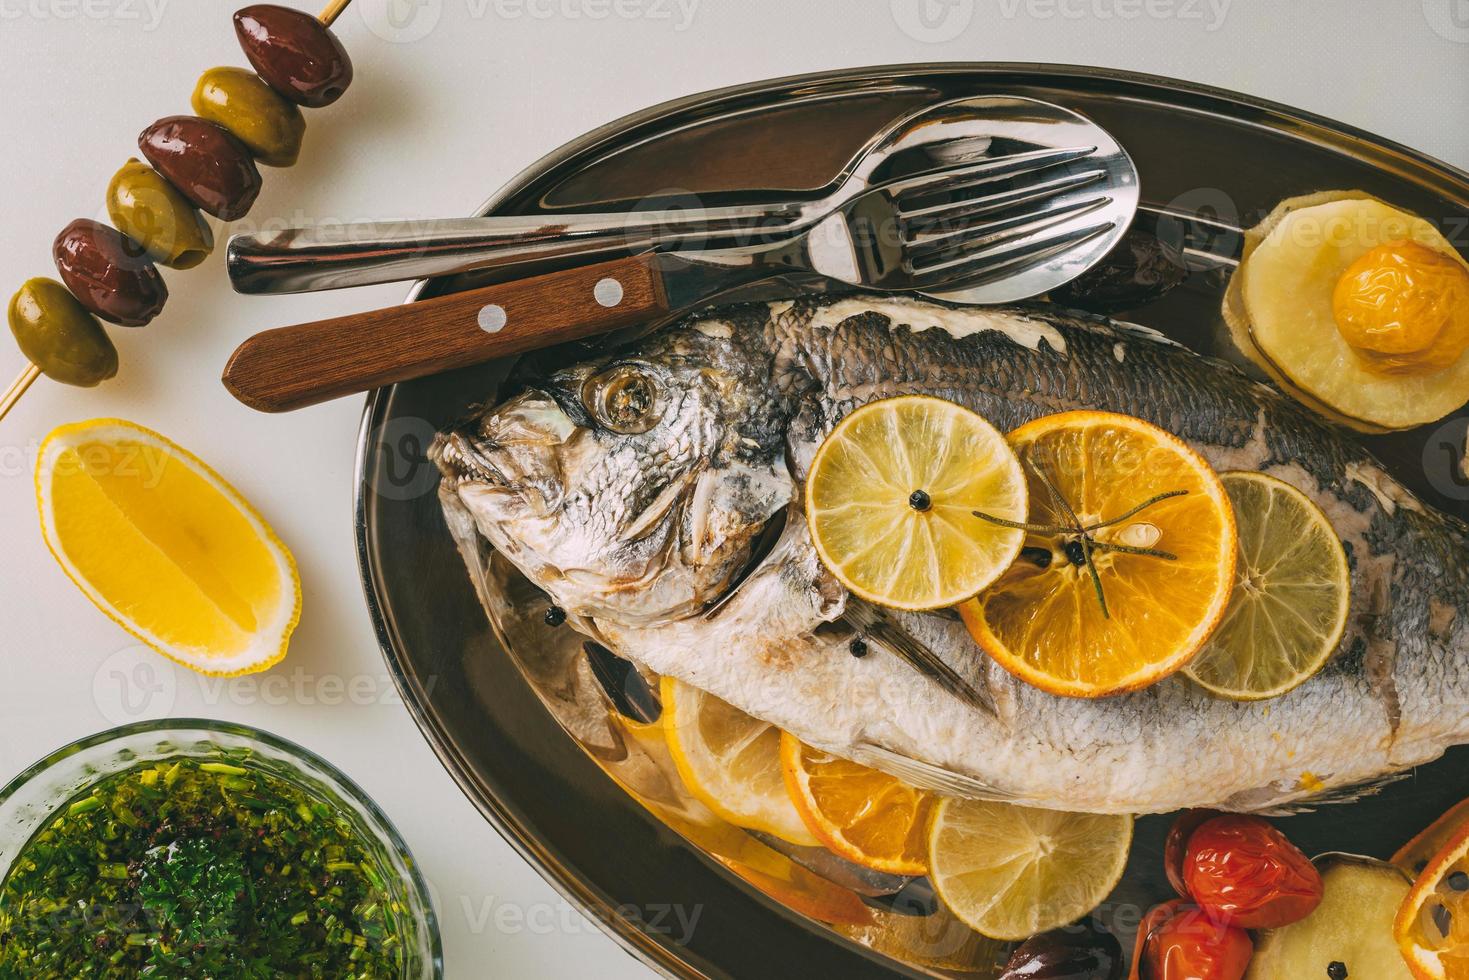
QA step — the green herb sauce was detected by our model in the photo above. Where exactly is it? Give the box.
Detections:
[0,757,412,978]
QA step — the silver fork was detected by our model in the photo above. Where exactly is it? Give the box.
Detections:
[221,150,1132,413]
[683,151,1123,304]
[225,94,1133,296]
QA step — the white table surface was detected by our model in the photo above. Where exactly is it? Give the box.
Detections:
[2,1,1466,976]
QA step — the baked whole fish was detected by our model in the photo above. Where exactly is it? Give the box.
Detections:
[432,294,1469,815]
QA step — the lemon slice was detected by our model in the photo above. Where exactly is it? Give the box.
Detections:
[780,733,934,875]
[805,395,1027,611]
[1184,472,1351,701]
[927,798,1132,941]
[959,411,1237,698]
[661,677,819,847]
[35,419,300,676]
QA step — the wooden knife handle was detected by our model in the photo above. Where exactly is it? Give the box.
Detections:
[221,254,668,412]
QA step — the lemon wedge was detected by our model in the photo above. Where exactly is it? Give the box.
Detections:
[36,419,300,676]
[928,797,1132,941]
[661,677,819,847]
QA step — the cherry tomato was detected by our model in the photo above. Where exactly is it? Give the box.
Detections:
[1164,809,1224,897]
[1130,900,1252,980]
[1182,814,1322,929]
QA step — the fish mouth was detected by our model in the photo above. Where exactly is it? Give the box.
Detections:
[431,431,507,487]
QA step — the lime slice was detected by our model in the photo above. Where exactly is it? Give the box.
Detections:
[1184,471,1350,701]
[927,797,1132,941]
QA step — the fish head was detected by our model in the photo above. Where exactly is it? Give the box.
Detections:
[433,323,796,626]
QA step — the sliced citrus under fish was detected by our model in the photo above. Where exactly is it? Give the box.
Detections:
[805,395,1028,611]
[1184,471,1351,701]
[927,797,1133,941]
[661,677,819,847]
[35,418,300,676]
[1396,822,1469,978]
[1397,799,1469,877]
[779,732,935,875]
[959,410,1237,698]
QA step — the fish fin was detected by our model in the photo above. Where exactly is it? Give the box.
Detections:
[746,831,912,898]
[583,642,662,725]
[1231,770,1411,816]
[841,600,997,717]
[849,743,1015,801]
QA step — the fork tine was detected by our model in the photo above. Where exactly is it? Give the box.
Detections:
[899,169,1107,226]
[902,195,1111,263]
[905,219,1117,288]
[885,145,1098,202]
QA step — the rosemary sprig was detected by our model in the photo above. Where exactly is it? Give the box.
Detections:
[1082,489,1189,532]
[1031,458,1110,618]
[972,454,1186,619]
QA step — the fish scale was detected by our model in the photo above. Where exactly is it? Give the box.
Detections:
[436,293,1469,814]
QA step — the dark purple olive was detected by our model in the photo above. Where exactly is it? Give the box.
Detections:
[139,116,262,221]
[1049,225,1188,316]
[53,219,167,327]
[999,923,1123,980]
[235,4,353,108]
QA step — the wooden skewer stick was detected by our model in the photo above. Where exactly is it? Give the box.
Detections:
[319,0,353,26]
[0,364,41,422]
[0,0,357,426]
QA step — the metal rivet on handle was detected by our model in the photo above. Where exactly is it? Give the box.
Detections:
[594,277,624,308]
[477,304,507,333]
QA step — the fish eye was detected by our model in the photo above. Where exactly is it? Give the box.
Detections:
[583,365,660,434]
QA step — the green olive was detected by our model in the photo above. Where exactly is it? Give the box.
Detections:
[192,66,305,168]
[9,278,118,387]
[106,159,214,270]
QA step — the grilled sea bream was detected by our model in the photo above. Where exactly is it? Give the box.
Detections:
[432,294,1469,815]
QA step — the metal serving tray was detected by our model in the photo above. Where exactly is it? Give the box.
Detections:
[355,64,1469,977]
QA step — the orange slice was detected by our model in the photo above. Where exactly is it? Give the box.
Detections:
[1398,800,1469,877]
[1396,822,1469,978]
[958,411,1236,698]
[779,733,934,875]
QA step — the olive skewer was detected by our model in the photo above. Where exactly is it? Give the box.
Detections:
[0,0,357,425]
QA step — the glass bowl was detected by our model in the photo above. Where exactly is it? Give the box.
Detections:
[0,718,442,978]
